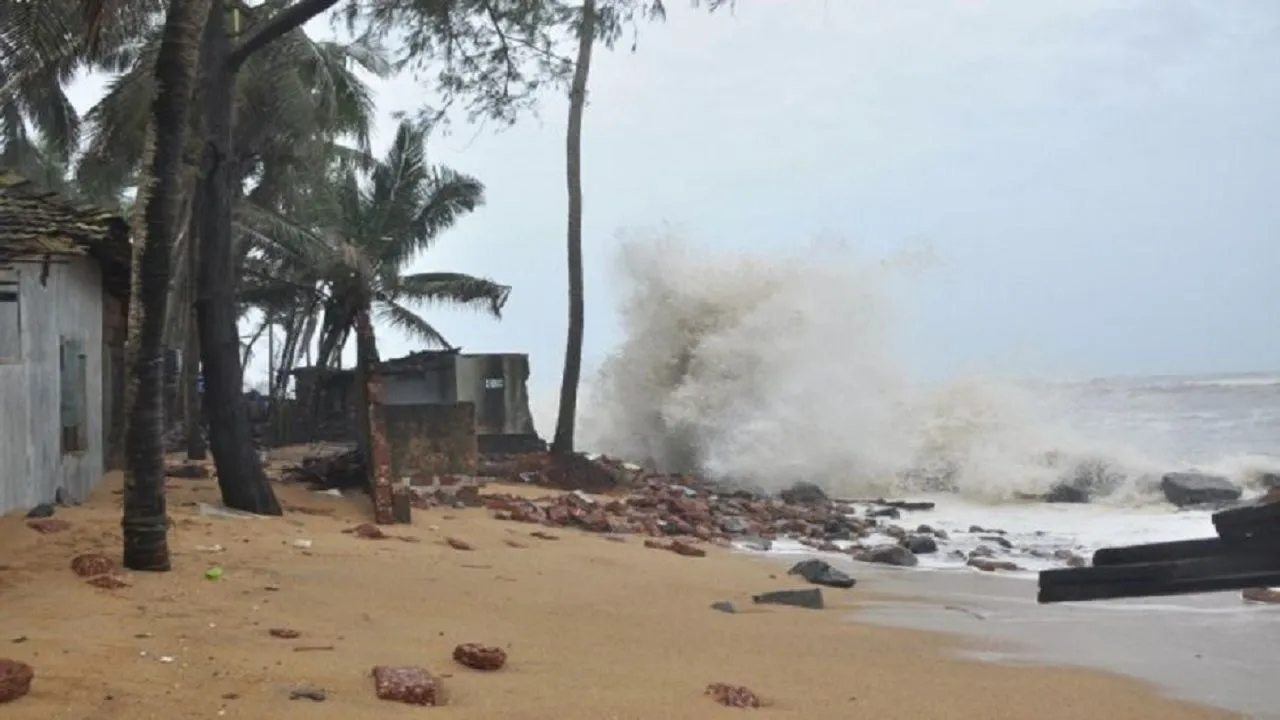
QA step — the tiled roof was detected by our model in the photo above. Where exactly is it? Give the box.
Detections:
[0,171,130,266]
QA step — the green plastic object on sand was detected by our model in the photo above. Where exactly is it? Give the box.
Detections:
[205,566,223,580]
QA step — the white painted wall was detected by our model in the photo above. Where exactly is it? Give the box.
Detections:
[0,258,105,515]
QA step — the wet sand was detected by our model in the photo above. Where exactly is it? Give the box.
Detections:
[0,466,1243,719]
[840,560,1280,719]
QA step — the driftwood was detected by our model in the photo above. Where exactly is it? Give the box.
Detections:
[1038,495,1280,603]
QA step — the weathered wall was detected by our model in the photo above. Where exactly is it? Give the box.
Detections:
[454,354,537,437]
[0,258,105,514]
[383,402,478,483]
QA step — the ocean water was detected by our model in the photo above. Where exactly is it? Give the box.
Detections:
[577,233,1279,554]
[570,233,1280,715]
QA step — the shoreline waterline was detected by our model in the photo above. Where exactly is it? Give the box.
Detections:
[751,546,1279,719]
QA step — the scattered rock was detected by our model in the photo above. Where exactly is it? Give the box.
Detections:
[669,540,706,557]
[1053,549,1087,567]
[165,463,209,479]
[710,601,736,614]
[865,544,918,567]
[904,535,938,555]
[787,559,856,589]
[269,628,301,639]
[71,553,115,578]
[981,535,1014,550]
[345,524,388,540]
[968,558,1020,572]
[751,588,824,610]
[0,658,34,703]
[289,687,326,702]
[1242,588,1280,604]
[1043,483,1091,504]
[1160,472,1242,508]
[24,503,54,519]
[26,518,70,534]
[453,643,507,671]
[504,540,527,549]
[779,482,828,505]
[445,537,475,551]
[737,536,773,552]
[530,531,559,541]
[371,666,443,706]
[86,575,129,590]
[719,515,751,535]
[706,683,761,708]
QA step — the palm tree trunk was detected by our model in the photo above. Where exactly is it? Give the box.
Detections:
[110,123,155,472]
[182,193,206,460]
[122,0,214,572]
[194,0,281,515]
[552,0,596,457]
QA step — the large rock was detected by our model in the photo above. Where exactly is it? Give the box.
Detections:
[864,544,919,567]
[1160,472,1242,507]
[778,482,828,505]
[904,535,938,554]
[787,559,856,589]
[751,588,824,610]
[0,659,33,703]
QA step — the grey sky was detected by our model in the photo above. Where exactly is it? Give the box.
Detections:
[67,0,1280,404]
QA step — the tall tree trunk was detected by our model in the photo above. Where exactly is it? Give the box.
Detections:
[194,0,281,515]
[122,0,213,571]
[182,197,206,460]
[110,124,156,471]
[551,0,596,457]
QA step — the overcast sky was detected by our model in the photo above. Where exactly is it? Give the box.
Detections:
[68,0,1280,399]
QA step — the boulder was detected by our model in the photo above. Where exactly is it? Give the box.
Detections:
[751,588,824,610]
[787,559,856,589]
[778,482,828,505]
[904,535,938,554]
[866,544,918,567]
[1043,483,1090,503]
[1160,472,1242,507]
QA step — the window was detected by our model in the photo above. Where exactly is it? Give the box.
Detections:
[60,338,88,454]
[0,267,19,364]
[483,377,505,390]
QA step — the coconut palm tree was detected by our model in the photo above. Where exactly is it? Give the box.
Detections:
[240,120,508,437]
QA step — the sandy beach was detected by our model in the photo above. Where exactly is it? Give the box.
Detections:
[0,464,1241,720]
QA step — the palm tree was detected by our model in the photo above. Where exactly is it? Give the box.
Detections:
[122,0,213,572]
[293,120,508,367]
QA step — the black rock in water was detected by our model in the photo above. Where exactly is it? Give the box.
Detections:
[1160,472,1242,507]
[25,503,54,519]
[787,559,857,589]
[752,588,824,610]
[905,535,938,554]
[1044,483,1090,503]
[867,544,919,567]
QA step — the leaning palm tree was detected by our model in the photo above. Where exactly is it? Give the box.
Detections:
[284,120,509,371]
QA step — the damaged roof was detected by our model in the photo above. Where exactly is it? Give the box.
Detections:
[0,172,130,292]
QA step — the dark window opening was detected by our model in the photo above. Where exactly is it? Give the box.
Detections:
[60,338,88,453]
[0,268,19,364]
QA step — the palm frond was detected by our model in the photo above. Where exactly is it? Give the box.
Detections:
[391,271,510,318]
[375,298,453,350]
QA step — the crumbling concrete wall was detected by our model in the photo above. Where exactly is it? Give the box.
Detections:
[383,402,478,486]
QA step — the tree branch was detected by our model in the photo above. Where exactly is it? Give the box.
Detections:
[227,0,340,70]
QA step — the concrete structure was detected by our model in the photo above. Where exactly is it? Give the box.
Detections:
[291,350,542,453]
[0,173,130,515]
